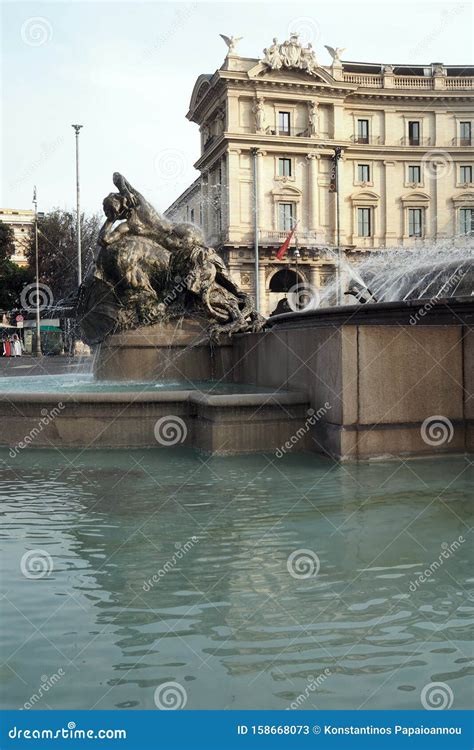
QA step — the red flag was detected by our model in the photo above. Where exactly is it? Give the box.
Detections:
[276,224,297,260]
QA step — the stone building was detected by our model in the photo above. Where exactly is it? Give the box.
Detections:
[0,208,34,267]
[165,34,474,316]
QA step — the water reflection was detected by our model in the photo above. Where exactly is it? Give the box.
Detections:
[0,449,472,710]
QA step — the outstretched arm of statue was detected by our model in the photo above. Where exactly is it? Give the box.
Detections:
[98,217,129,247]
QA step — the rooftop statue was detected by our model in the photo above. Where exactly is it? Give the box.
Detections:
[77,173,264,345]
[219,34,243,55]
[262,33,319,74]
[324,46,346,65]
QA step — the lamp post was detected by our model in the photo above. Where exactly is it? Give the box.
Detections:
[333,146,343,305]
[251,147,260,313]
[32,186,42,356]
[71,124,83,287]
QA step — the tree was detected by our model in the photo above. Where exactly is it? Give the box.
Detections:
[25,209,101,302]
[0,222,33,310]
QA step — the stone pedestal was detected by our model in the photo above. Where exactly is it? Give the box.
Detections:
[93,319,233,383]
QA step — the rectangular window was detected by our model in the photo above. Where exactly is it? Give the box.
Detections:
[357,164,370,182]
[357,207,372,237]
[460,122,472,146]
[357,119,369,144]
[279,203,295,231]
[408,121,420,146]
[408,165,421,184]
[460,165,473,184]
[278,112,291,135]
[190,208,195,223]
[460,208,474,235]
[278,158,292,177]
[408,208,423,237]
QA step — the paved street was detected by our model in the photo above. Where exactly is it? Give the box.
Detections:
[0,355,92,378]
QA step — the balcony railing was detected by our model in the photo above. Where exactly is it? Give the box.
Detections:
[342,73,383,87]
[263,126,313,137]
[342,73,473,90]
[451,137,473,146]
[399,136,432,146]
[393,76,433,88]
[350,135,383,145]
[260,231,321,246]
[446,77,474,89]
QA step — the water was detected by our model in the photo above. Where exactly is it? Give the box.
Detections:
[0,449,472,710]
[308,242,474,308]
[0,373,277,395]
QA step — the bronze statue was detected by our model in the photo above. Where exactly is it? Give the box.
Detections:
[77,173,264,344]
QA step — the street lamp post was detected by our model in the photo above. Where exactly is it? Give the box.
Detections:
[72,124,83,287]
[32,186,42,357]
[333,146,343,305]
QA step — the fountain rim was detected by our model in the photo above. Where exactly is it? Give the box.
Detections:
[264,296,474,329]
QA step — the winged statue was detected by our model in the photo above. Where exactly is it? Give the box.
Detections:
[324,45,346,64]
[219,34,243,55]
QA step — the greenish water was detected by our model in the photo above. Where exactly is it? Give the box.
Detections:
[0,449,472,710]
[0,373,276,395]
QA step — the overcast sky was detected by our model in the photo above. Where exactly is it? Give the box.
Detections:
[2,0,473,216]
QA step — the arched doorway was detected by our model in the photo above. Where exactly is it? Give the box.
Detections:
[268,268,317,314]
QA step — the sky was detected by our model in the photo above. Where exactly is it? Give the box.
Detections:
[1,0,473,216]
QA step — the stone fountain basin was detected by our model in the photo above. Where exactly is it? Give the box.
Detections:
[0,388,311,455]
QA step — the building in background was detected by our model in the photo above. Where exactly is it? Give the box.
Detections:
[165,34,474,316]
[0,208,34,266]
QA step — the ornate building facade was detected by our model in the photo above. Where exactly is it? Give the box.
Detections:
[0,208,34,267]
[165,34,474,316]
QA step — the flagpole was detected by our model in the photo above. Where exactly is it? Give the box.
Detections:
[294,228,300,309]
[32,187,42,357]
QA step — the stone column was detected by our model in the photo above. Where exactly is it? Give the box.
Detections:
[201,171,210,241]
[226,149,241,241]
[307,154,319,231]
[258,264,267,317]
[383,161,397,244]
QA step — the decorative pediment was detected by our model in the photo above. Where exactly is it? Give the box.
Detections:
[271,184,303,201]
[350,190,380,204]
[452,191,474,205]
[189,75,212,112]
[401,191,430,205]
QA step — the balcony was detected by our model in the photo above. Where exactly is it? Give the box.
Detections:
[263,126,314,138]
[399,136,432,146]
[451,137,473,147]
[259,230,321,247]
[350,135,383,145]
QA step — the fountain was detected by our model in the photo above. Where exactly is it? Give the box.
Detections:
[0,174,473,460]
